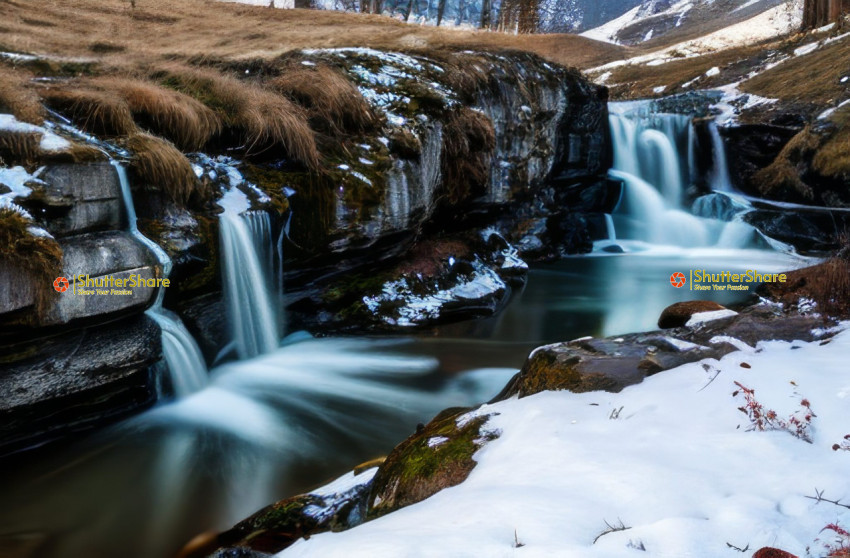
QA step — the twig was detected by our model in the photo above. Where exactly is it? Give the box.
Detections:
[593,518,630,544]
[726,542,750,552]
[609,406,623,420]
[698,363,721,392]
[514,529,524,548]
[806,488,850,510]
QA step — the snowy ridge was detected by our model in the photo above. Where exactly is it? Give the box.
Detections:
[280,326,850,557]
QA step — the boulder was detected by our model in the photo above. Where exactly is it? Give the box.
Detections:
[367,407,497,517]
[658,300,728,329]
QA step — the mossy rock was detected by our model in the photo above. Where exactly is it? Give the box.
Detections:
[367,407,498,518]
[501,348,631,399]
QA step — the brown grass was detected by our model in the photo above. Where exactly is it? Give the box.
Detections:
[0,208,63,318]
[270,62,376,137]
[39,87,137,137]
[153,64,319,167]
[760,256,850,319]
[751,126,821,201]
[126,133,200,205]
[0,131,42,168]
[0,0,626,72]
[440,107,495,204]
[0,67,45,125]
[96,77,222,151]
[812,106,850,178]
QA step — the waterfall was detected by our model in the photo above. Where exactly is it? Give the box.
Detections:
[219,206,279,360]
[112,162,208,396]
[605,103,757,250]
[708,122,733,192]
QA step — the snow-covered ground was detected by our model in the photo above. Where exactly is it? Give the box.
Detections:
[280,324,850,557]
[590,0,802,71]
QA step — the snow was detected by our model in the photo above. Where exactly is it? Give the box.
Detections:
[590,1,803,73]
[279,327,850,558]
[685,308,739,327]
[0,113,71,152]
[310,468,378,498]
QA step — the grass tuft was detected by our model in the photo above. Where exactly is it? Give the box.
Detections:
[0,131,42,167]
[0,67,46,125]
[0,208,63,318]
[813,107,850,179]
[126,133,201,205]
[270,62,377,138]
[40,86,137,137]
[752,126,821,201]
[153,64,319,167]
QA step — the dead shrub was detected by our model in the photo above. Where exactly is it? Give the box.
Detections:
[126,133,200,205]
[440,107,495,205]
[40,87,137,137]
[152,65,319,167]
[270,63,376,137]
[0,208,63,318]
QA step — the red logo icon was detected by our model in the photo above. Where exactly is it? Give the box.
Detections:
[53,277,70,292]
[670,272,687,288]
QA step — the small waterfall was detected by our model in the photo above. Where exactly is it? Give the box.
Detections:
[219,207,279,360]
[113,162,208,396]
[708,122,733,192]
[605,103,757,250]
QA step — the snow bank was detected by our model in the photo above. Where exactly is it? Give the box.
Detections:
[280,326,850,557]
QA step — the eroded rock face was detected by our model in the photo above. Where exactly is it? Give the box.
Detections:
[0,313,161,454]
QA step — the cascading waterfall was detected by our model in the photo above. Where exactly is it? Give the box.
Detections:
[708,121,733,192]
[605,102,757,250]
[219,205,280,360]
[113,162,208,396]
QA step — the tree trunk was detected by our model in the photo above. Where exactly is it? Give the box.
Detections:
[479,0,491,28]
[436,0,446,25]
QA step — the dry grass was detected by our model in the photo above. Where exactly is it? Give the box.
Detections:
[96,77,222,150]
[152,64,319,167]
[742,33,850,106]
[440,107,496,204]
[751,126,821,201]
[0,0,626,72]
[0,208,63,318]
[813,106,850,178]
[0,131,42,168]
[39,87,137,137]
[126,133,201,205]
[0,67,45,125]
[270,61,377,137]
[760,256,850,319]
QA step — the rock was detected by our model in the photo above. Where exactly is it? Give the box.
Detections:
[658,301,728,329]
[722,124,800,195]
[367,407,497,517]
[752,548,798,558]
[0,313,161,454]
[184,470,373,557]
[691,193,748,221]
[22,163,124,237]
[744,209,843,252]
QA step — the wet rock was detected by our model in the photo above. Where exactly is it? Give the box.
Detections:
[691,193,748,221]
[722,124,800,194]
[658,300,728,329]
[186,470,375,557]
[367,407,497,517]
[0,313,161,455]
[744,209,842,252]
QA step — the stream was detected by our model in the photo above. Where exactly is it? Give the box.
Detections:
[0,100,813,557]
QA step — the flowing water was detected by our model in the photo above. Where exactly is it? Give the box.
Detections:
[0,104,811,557]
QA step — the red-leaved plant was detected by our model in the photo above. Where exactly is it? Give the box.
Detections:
[733,381,816,443]
[815,523,850,557]
[833,435,850,452]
